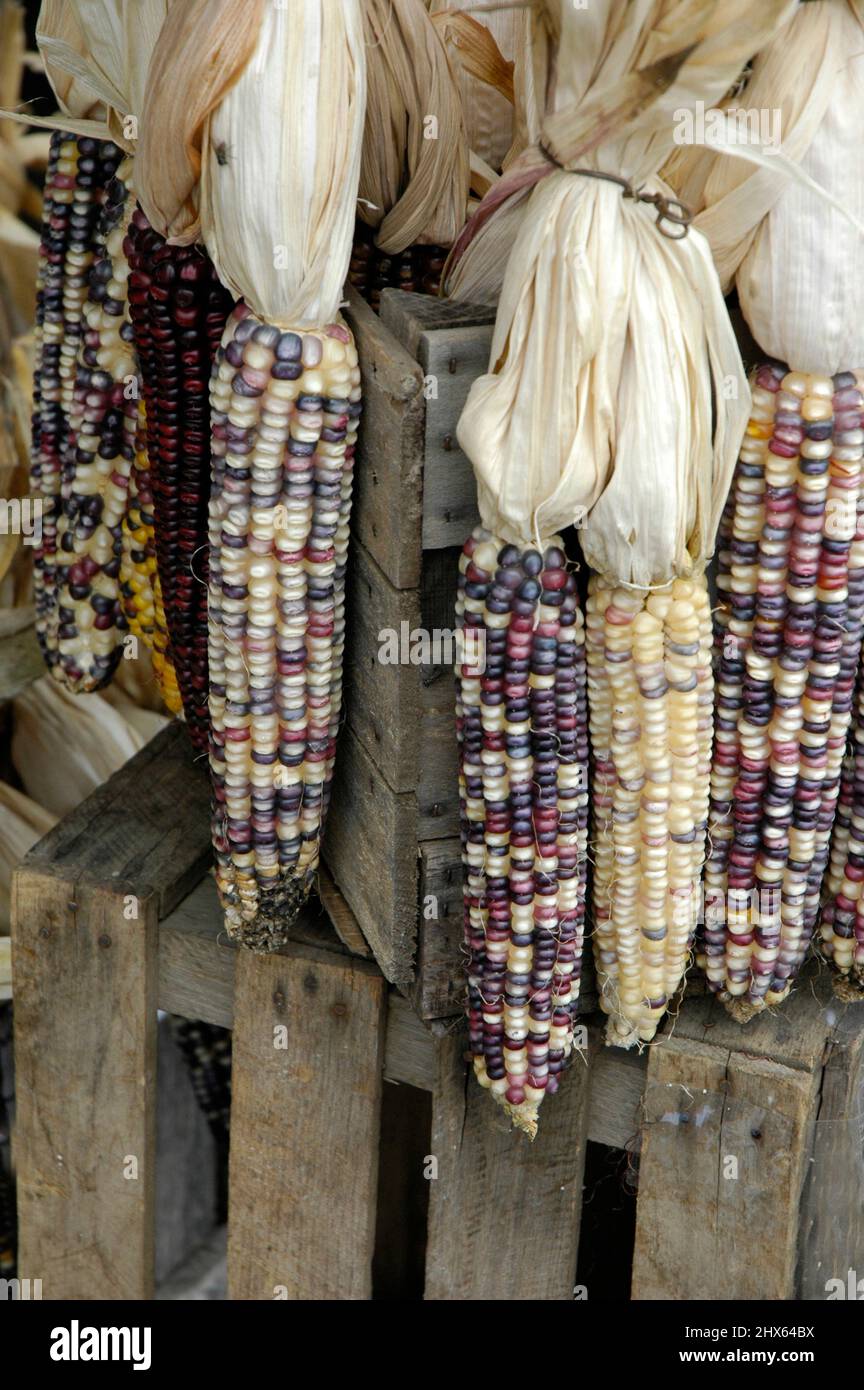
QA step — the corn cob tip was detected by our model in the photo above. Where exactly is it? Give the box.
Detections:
[723,997,763,1026]
[832,972,864,1004]
[222,877,311,953]
[503,1102,538,1140]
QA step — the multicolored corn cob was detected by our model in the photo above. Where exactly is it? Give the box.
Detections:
[586,574,713,1047]
[207,305,361,949]
[30,132,124,678]
[817,504,864,997]
[120,401,182,714]
[44,157,140,692]
[124,208,234,750]
[705,364,864,1014]
[455,529,589,1135]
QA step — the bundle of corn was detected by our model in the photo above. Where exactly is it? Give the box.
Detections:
[136,0,365,947]
[456,532,588,1134]
[450,0,795,1067]
[119,400,181,714]
[664,0,864,1010]
[29,130,123,680]
[123,208,233,749]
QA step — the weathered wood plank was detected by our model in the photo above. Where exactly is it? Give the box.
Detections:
[316,863,372,959]
[380,291,492,551]
[159,876,237,1029]
[631,1035,818,1301]
[796,1005,864,1299]
[672,967,836,1072]
[324,724,417,987]
[13,874,158,1299]
[414,837,462,1019]
[342,285,426,590]
[384,993,439,1092]
[424,1027,595,1300]
[343,537,422,794]
[22,720,211,919]
[227,948,387,1300]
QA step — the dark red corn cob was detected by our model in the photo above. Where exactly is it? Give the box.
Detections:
[124,207,233,750]
[455,528,588,1137]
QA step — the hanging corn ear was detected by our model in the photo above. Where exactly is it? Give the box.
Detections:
[704,364,864,1015]
[120,400,182,715]
[30,131,124,678]
[586,574,712,1047]
[45,154,141,692]
[207,306,361,948]
[124,206,233,749]
[455,528,589,1135]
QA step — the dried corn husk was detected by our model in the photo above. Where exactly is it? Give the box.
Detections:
[34,0,172,148]
[136,0,264,243]
[665,0,864,373]
[429,1,516,172]
[12,676,150,818]
[0,780,57,933]
[360,0,469,252]
[453,0,795,587]
[198,0,365,325]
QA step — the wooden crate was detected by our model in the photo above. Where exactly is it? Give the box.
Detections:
[12,724,864,1300]
[322,287,495,1016]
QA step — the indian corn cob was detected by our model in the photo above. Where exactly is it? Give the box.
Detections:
[120,401,182,714]
[456,529,589,1135]
[124,207,233,750]
[47,157,140,692]
[208,305,361,948]
[30,131,124,680]
[704,364,864,1013]
[586,573,713,1047]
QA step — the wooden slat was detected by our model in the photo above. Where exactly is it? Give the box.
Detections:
[342,285,426,590]
[227,948,387,1300]
[343,538,422,794]
[384,993,439,1091]
[22,720,211,919]
[316,864,372,959]
[631,1035,818,1301]
[424,1028,596,1300]
[669,972,834,1072]
[324,724,418,987]
[158,876,237,1028]
[414,837,462,1019]
[12,874,158,1299]
[796,1005,864,1299]
[380,291,493,551]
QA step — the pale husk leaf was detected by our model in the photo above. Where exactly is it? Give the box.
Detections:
[429,2,516,170]
[360,0,469,253]
[664,0,864,372]
[36,0,173,145]
[136,0,265,242]
[199,0,366,326]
